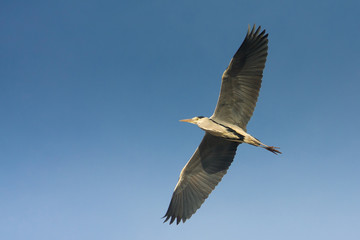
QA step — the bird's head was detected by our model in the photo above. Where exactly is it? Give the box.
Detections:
[179,116,205,125]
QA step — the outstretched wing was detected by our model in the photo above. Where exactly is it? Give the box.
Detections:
[211,25,269,129]
[163,133,239,224]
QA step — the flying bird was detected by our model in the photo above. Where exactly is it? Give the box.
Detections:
[163,25,281,225]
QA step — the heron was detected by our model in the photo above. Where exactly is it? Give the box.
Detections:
[163,25,281,225]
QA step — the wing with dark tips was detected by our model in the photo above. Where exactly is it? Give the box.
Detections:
[211,25,269,129]
[163,133,239,224]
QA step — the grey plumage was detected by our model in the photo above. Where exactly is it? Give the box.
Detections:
[212,25,268,129]
[163,133,239,224]
[164,25,277,225]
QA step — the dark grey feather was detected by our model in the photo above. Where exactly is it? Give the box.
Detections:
[211,25,269,129]
[163,133,239,224]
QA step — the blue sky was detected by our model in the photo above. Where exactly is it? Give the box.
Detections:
[1,0,360,239]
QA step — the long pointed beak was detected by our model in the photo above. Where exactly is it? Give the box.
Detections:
[179,118,194,123]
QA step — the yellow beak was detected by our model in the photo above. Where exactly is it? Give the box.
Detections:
[179,118,194,123]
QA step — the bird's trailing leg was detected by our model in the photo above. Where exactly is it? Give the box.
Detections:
[263,146,282,155]
[245,135,282,155]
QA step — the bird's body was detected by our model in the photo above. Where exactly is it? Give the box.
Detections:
[190,117,248,142]
[163,25,281,225]
[182,116,281,153]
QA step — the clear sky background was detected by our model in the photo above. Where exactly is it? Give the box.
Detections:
[1,0,360,239]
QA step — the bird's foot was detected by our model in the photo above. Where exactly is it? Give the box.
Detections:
[266,146,282,155]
